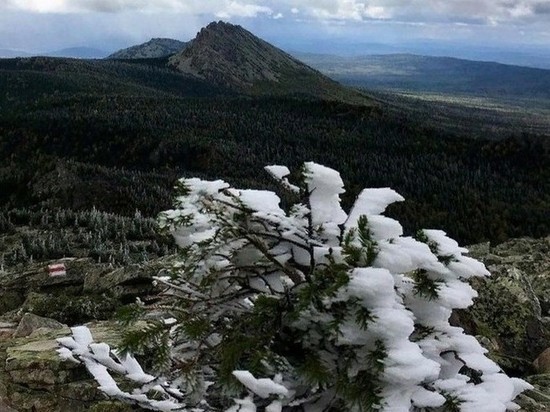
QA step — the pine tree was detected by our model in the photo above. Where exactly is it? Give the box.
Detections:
[58,162,530,411]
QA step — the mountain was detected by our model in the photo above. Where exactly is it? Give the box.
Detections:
[44,47,108,59]
[108,38,188,59]
[295,52,550,99]
[0,47,107,59]
[168,21,361,101]
[0,57,225,100]
[0,49,30,58]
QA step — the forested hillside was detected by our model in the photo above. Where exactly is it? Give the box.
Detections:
[0,56,548,268]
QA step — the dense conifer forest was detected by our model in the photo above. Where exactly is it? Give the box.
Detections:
[0,56,548,268]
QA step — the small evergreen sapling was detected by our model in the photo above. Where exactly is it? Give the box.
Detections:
[58,162,531,411]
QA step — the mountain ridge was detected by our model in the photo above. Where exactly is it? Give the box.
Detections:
[295,52,550,99]
[108,38,188,59]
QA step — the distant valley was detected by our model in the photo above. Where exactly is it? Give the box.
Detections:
[295,52,550,99]
[292,52,550,138]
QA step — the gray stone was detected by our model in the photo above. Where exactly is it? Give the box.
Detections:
[13,313,66,338]
[83,262,158,298]
[459,236,550,375]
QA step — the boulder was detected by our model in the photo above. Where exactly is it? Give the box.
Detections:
[13,313,66,338]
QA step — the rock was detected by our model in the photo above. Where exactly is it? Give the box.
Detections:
[0,257,167,326]
[535,348,550,373]
[89,401,135,411]
[518,374,550,411]
[0,321,141,412]
[83,263,157,302]
[21,292,119,326]
[13,313,66,338]
[458,236,550,375]
[466,241,490,257]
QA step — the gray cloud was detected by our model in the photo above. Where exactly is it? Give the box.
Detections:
[2,0,550,26]
[533,1,550,14]
[288,0,550,26]
[2,0,274,17]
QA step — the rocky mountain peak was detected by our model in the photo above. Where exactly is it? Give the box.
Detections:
[168,20,318,89]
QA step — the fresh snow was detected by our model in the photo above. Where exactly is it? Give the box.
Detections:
[232,371,289,399]
[59,161,531,412]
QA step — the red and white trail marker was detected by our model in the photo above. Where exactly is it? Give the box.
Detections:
[48,263,67,277]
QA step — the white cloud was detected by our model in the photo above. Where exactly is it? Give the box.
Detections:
[2,0,549,27]
[215,2,272,19]
[280,0,549,25]
[6,0,170,13]
[299,0,391,21]
[4,0,273,17]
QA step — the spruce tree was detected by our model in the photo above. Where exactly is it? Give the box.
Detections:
[58,162,530,411]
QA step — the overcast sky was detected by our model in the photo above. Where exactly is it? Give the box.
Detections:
[1,0,550,53]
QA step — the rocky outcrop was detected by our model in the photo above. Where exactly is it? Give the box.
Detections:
[0,238,548,410]
[457,237,550,410]
[459,237,550,375]
[0,257,168,325]
[517,374,550,411]
[0,256,171,410]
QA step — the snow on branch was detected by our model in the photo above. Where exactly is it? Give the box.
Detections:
[58,162,531,411]
[57,326,189,411]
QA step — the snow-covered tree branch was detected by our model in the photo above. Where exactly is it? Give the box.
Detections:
[58,162,531,411]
